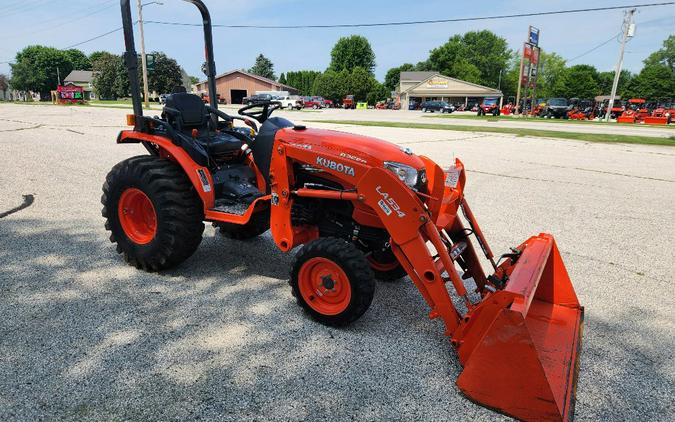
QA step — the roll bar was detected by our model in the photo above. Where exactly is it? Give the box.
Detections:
[120,0,218,131]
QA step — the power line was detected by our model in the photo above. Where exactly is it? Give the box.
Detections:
[145,2,675,29]
[2,0,118,42]
[62,26,126,50]
[2,2,674,65]
[567,33,622,63]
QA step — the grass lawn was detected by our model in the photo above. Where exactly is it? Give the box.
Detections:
[307,119,675,147]
[424,113,675,130]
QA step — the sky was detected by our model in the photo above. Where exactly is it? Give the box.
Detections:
[1,0,674,82]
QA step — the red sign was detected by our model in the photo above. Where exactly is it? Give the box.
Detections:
[523,43,532,60]
[531,47,540,65]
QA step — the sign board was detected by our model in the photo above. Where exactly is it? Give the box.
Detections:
[523,43,532,60]
[529,26,540,46]
[426,77,449,89]
[531,47,540,65]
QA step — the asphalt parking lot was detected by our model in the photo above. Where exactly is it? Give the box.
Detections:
[1,103,674,421]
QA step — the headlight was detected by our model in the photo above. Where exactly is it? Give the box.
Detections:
[384,161,419,189]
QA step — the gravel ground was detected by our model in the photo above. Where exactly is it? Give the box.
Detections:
[0,103,674,421]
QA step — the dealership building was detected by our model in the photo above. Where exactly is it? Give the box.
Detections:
[398,71,503,110]
[194,69,298,104]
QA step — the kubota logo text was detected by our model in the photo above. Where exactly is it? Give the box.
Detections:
[376,185,406,218]
[316,156,355,176]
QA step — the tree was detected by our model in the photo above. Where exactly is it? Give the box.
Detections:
[624,64,675,100]
[278,72,286,84]
[597,70,632,97]
[89,51,109,65]
[313,70,349,102]
[384,63,415,92]
[248,54,276,80]
[349,66,375,101]
[285,70,321,95]
[450,59,481,84]
[427,30,511,87]
[0,74,8,92]
[328,35,376,74]
[643,35,675,72]
[91,52,125,99]
[63,49,91,70]
[559,65,600,99]
[146,51,184,94]
[189,75,200,85]
[537,51,567,98]
[366,81,389,105]
[9,45,75,98]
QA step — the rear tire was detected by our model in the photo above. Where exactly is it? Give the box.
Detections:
[102,155,204,271]
[290,238,375,326]
[215,210,269,240]
[367,249,407,282]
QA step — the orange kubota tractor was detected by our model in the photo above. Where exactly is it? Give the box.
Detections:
[645,98,674,125]
[105,2,584,420]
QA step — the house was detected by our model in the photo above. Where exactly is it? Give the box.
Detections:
[194,69,298,104]
[63,70,95,100]
[398,71,503,110]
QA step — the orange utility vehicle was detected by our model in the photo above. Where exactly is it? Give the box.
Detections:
[105,2,584,421]
[617,98,648,123]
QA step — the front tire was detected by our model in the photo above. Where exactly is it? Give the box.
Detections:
[102,155,204,271]
[290,238,375,326]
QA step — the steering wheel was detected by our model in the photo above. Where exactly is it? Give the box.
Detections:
[238,101,282,124]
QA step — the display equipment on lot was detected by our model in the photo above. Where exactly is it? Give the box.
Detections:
[105,2,584,421]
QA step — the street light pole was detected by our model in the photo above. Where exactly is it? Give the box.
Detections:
[137,0,149,108]
[136,1,162,109]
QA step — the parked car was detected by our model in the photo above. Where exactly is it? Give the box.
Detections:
[408,100,419,110]
[303,96,323,109]
[420,101,455,113]
[323,99,334,108]
[541,98,569,119]
[243,93,272,105]
[275,95,303,110]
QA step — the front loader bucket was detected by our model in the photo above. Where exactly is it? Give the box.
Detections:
[455,234,583,421]
[643,116,668,125]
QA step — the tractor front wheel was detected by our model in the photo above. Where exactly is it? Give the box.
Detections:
[102,155,204,271]
[290,238,375,326]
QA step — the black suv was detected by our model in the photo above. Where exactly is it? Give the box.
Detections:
[420,101,455,113]
[541,98,569,119]
[243,93,272,105]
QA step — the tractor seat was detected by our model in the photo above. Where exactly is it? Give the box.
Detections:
[164,92,243,157]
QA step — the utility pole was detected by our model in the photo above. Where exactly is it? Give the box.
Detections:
[515,51,525,115]
[56,67,61,86]
[137,0,150,108]
[605,8,635,122]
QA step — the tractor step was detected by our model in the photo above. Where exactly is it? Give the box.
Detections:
[210,200,249,216]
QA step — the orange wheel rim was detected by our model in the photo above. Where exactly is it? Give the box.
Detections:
[118,188,157,245]
[298,257,351,315]
[367,255,399,272]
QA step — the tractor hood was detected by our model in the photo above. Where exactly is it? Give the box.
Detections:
[278,127,425,170]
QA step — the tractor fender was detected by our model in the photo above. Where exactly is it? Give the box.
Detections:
[117,130,216,210]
